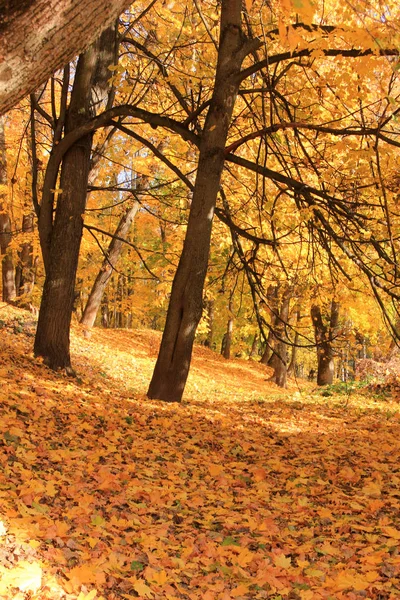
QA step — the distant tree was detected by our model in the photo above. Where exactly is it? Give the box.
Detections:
[311,300,340,386]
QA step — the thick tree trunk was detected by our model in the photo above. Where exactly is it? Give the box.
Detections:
[34,25,116,371]
[311,300,340,386]
[0,116,16,302]
[0,0,130,115]
[81,202,139,333]
[147,0,260,401]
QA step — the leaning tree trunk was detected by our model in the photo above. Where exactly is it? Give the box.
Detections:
[311,300,340,386]
[0,116,16,302]
[34,25,116,371]
[147,0,260,401]
[81,202,139,334]
[0,0,130,116]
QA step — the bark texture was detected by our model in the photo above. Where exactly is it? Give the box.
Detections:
[34,25,116,371]
[221,296,234,360]
[271,287,291,388]
[0,0,129,115]
[147,0,260,401]
[81,202,139,332]
[0,115,16,301]
[311,300,340,386]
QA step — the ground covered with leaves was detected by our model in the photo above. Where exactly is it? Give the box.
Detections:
[1,305,400,600]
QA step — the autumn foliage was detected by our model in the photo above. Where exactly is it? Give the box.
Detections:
[1,304,400,599]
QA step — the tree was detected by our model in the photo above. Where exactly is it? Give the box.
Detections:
[0,0,131,115]
[147,0,260,402]
[311,300,340,386]
[81,201,139,334]
[34,24,117,371]
[0,116,16,302]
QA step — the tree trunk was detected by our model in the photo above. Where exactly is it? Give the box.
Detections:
[272,287,291,388]
[16,212,36,301]
[249,333,259,359]
[287,309,301,376]
[204,299,215,349]
[311,300,340,386]
[260,284,279,365]
[81,202,139,334]
[147,0,260,402]
[34,25,116,371]
[222,315,234,360]
[0,0,130,115]
[0,116,16,302]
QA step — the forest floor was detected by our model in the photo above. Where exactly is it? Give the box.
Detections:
[1,304,400,600]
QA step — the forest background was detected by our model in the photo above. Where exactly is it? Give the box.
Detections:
[2,1,400,599]
[1,0,400,396]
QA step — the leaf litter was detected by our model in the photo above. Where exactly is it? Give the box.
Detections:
[1,305,400,599]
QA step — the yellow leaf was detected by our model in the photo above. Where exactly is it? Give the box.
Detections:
[231,584,250,597]
[335,570,369,591]
[362,481,381,498]
[87,536,99,548]
[0,561,42,593]
[28,539,41,549]
[77,590,98,600]
[381,526,400,539]
[273,554,292,569]
[244,0,253,11]
[152,569,168,585]
[236,548,254,567]
[300,591,315,600]
[305,568,325,578]
[365,570,380,582]
[132,579,154,598]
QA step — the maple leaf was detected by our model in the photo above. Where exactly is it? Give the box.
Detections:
[273,554,292,569]
[131,578,154,598]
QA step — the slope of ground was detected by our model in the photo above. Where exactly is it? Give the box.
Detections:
[1,304,400,600]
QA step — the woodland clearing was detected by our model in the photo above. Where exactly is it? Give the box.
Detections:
[0,304,400,600]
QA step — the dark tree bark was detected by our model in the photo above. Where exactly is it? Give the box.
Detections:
[0,0,130,115]
[311,300,340,386]
[15,212,36,301]
[260,284,279,365]
[34,24,117,371]
[249,333,259,359]
[287,308,301,377]
[81,202,139,335]
[147,0,260,401]
[222,296,234,360]
[204,299,215,349]
[271,287,291,388]
[0,116,16,302]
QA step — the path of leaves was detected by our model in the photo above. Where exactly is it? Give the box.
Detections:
[1,305,400,600]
